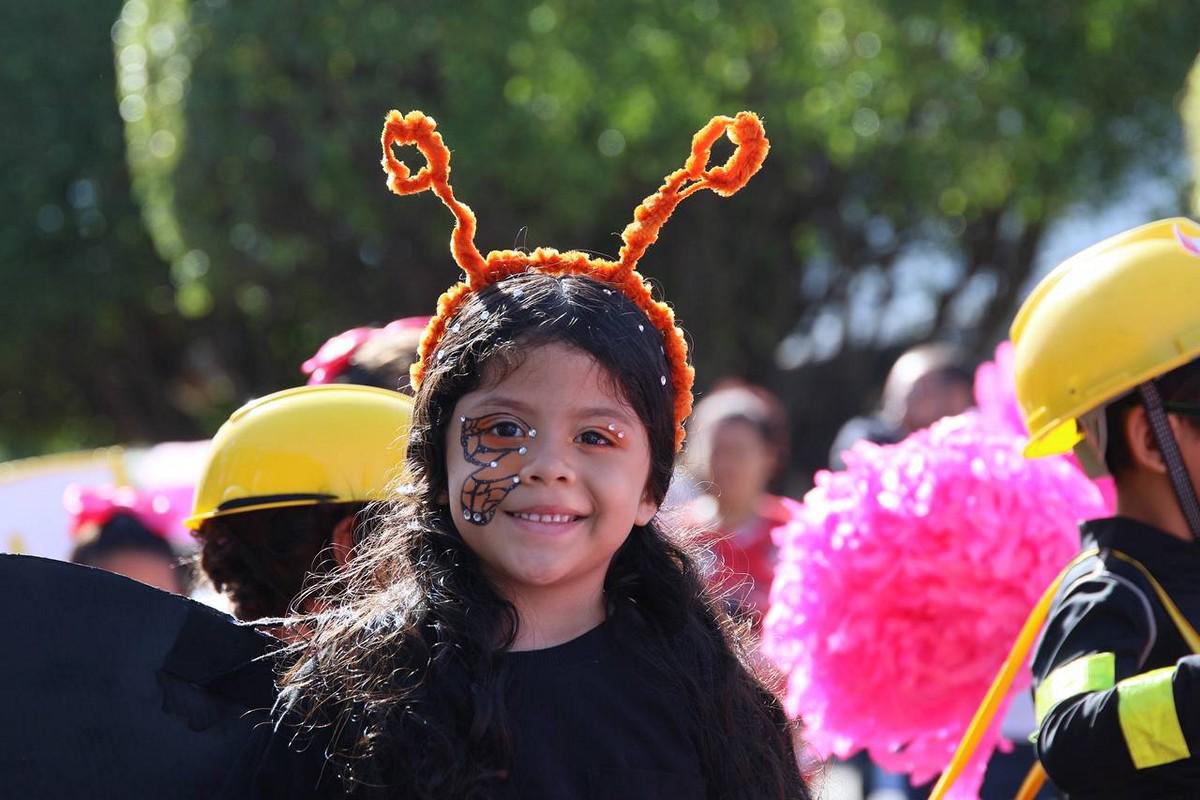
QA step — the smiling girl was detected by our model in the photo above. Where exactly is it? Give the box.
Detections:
[263,110,809,799]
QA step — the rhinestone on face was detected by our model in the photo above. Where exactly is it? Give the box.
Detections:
[512,476,520,484]
[638,324,644,332]
[529,429,537,438]
[460,416,466,422]
[489,461,498,468]
[518,446,528,455]
[473,513,483,523]
[464,508,472,519]
[607,424,616,431]
[617,432,625,439]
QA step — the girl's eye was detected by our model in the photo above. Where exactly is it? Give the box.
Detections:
[474,415,530,450]
[577,429,614,447]
[487,420,524,439]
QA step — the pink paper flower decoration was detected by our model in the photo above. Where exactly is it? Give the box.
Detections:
[63,483,187,541]
[762,410,1108,797]
[301,327,375,385]
[301,317,431,384]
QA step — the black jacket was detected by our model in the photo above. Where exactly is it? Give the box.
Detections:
[0,555,279,800]
[1031,517,1200,798]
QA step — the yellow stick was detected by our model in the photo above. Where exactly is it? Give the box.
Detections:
[928,575,1064,799]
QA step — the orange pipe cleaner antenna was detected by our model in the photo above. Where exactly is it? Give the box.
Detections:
[380,109,769,450]
[381,110,487,281]
[614,111,769,281]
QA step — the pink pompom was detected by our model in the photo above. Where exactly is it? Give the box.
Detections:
[976,340,1116,515]
[974,341,1026,438]
[762,413,1107,797]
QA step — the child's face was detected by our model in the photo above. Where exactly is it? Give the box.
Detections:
[446,342,659,597]
[709,419,774,510]
[95,551,181,595]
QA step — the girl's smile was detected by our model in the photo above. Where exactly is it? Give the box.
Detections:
[507,506,588,529]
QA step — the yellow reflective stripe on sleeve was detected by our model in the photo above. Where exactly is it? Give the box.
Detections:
[1116,666,1191,769]
[1034,652,1116,724]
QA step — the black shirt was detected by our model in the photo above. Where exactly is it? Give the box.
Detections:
[1031,516,1200,798]
[500,612,707,799]
[253,606,711,799]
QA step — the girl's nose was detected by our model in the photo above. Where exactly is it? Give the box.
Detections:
[519,439,576,485]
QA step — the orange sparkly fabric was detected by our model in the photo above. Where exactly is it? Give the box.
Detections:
[380,109,769,451]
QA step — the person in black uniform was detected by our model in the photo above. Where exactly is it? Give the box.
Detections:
[1012,218,1200,798]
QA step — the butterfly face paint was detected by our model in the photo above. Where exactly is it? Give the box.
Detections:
[458,413,531,525]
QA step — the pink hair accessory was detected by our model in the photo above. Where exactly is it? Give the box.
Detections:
[301,327,374,385]
[301,317,432,384]
[761,342,1111,797]
[63,484,181,540]
[382,316,433,332]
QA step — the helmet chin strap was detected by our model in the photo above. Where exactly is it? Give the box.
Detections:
[1138,381,1200,541]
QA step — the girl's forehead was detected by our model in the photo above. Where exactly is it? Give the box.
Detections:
[460,343,636,419]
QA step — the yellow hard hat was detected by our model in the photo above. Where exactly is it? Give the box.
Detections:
[185,385,413,528]
[1012,217,1200,458]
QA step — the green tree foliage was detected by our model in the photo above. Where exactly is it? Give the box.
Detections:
[0,0,200,459]
[6,1,1198,473]
[117,0,1197,473]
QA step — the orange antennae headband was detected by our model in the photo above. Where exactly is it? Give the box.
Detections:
[381,109,769,451]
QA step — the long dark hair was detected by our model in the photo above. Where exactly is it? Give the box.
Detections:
[280,272,808,798]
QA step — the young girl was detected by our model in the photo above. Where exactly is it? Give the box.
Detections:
[263,110,809,799]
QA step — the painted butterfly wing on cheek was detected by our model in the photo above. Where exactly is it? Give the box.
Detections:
[459,416,527,524]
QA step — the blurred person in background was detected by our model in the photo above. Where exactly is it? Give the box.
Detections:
[829,342,974,469]
[65,484,189,595]
[683,380,792,624]
[300,316,429,394]
[187,384,412,626]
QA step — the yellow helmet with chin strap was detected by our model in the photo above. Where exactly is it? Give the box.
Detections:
[1012,217,1200,459]
[185,384,413,529]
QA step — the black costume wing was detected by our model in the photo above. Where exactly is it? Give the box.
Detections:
[0,554,279,799]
